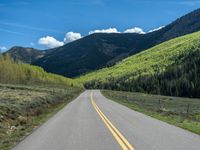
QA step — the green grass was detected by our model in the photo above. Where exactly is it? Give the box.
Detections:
[0,84,83,150]
[102,90,200,135]
[78,31,200,85]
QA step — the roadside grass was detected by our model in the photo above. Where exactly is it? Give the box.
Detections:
[101,90,200,135]
[0,84,83,150]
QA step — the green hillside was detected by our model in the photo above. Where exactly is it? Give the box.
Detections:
[0,54,82,88]
[78,31,200,97]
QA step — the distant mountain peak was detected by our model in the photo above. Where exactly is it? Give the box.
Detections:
[5,46,45,64]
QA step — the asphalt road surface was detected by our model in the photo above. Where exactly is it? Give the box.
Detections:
[12,90,200,150]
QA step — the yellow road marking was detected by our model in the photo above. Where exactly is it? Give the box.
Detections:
[90,91,135,150]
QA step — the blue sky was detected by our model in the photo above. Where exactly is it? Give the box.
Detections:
[0,0,200,51]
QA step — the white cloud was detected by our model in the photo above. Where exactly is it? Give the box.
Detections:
[89,28,120,34]
[38,25,166,49]
[0,46,7,52]
[124,27,146,34]
[64,32,82,43]
[38,36,64,48]
[38,32,82,48]
[148,26,165,33]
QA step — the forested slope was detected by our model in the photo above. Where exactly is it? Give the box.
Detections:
[79,31,200,98]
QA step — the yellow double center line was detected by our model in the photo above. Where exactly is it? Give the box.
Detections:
[90,91,135,150]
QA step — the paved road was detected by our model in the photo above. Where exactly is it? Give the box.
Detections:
[13,90,200,150]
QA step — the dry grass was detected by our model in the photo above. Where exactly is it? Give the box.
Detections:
[0,84,83,150]
[102,90,200,135]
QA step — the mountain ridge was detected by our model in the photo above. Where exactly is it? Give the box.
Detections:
[4,46,45,64]
[32,8,200,77]
[5,8,200,77]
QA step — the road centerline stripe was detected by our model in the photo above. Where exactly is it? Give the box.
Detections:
[92,99,128,150]
[90,91,135,150]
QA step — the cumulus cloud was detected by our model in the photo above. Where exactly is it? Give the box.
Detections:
[89,28,120,34]
[39,25,165,49]
[0,46,7,52]
[38,36,64,48]
[64,32,82,43]
[124,27,145,34]
[38,32,82,48]
[148,26,165,33]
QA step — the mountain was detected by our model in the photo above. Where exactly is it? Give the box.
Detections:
[78,31,200,98]
[33,33,145,77]
[33,8,200,77]
[4,46,45,64]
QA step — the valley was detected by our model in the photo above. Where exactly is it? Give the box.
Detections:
[1,5,200,150]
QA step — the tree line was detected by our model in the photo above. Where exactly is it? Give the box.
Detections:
[0,53,82,88]
[85,50,200,98]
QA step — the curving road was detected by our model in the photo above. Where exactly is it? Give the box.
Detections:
[12,90,200,150]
